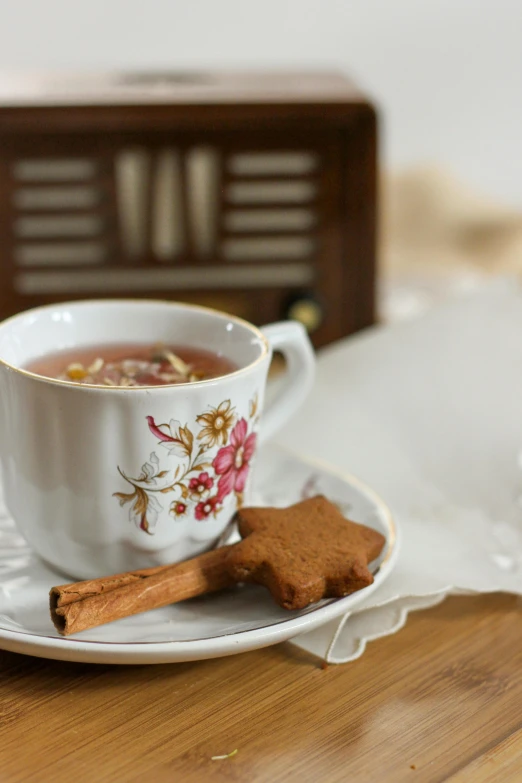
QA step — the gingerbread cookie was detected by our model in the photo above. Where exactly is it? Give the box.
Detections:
[227,495,386,610]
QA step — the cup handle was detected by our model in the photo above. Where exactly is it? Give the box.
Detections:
[258,321,316,444]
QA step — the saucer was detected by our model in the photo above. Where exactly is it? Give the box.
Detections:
[0,445,399,664]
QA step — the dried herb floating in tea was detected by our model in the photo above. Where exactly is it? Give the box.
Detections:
[26,343,237,387]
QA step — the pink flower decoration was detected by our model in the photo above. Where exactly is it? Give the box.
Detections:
[188,472,214,496]
[195,496,218,521]
[213,418,257,501]
[146,416,176,442]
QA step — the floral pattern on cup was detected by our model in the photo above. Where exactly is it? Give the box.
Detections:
[114,395,259,534]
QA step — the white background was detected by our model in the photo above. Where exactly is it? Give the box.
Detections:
[1,0,520,205]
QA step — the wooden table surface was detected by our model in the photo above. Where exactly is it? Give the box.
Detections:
[1,592,521,783]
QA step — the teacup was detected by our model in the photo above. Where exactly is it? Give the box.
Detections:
[0,300,315,578]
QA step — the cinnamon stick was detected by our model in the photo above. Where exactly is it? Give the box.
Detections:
[51,562,175,607]
[50,546,235,635]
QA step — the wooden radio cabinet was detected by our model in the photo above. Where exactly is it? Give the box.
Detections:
[0,71,377,347]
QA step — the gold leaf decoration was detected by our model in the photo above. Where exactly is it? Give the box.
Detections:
[249,394,258,419]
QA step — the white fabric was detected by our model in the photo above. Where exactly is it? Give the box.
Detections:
[284,278,522,662]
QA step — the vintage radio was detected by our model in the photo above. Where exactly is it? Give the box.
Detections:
[0,71,377,346]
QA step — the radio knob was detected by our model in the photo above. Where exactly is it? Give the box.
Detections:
[286,297,323,333]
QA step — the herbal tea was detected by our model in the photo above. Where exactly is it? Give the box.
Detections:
[26,343,238,387]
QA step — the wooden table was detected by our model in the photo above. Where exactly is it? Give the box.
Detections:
[1,593,520,782]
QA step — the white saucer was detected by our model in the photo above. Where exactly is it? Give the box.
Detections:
[0,445,399,664]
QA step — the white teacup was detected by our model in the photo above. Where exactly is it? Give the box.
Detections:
[0,300,315,578]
